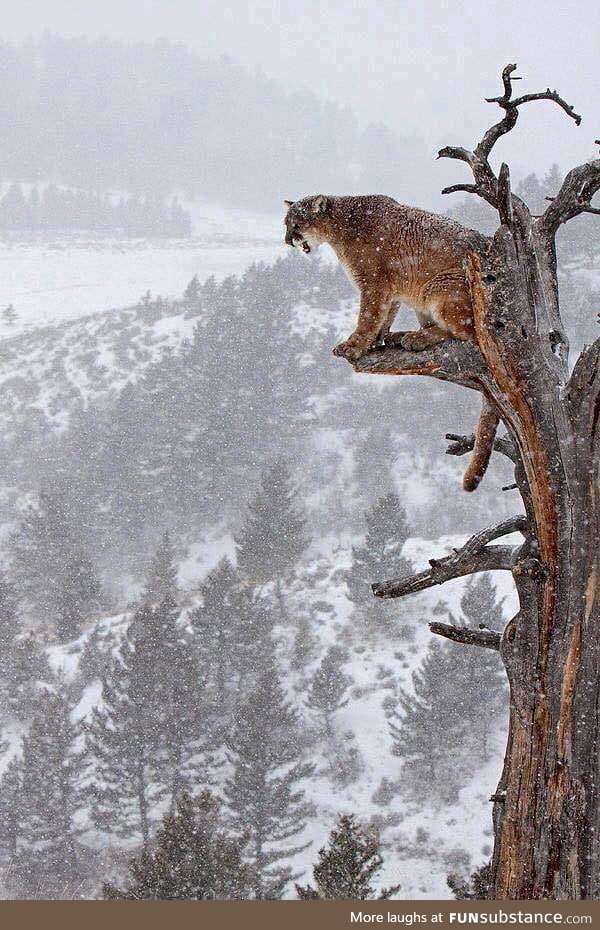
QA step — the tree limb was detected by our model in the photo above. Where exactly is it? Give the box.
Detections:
[429,621,501,651]
[445,431,520,464]
[439,63,584,217]
[373,515,526,599]
[539,159,600,236]
[350,335,487,393]
[372,544,518,599]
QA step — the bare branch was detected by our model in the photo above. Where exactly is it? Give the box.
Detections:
[441,184,480,197]
[539,159,600,235]
[349,336,487,393]
[429,621,501,651]
[438,63,584,219]
[445,432,519,464]
[372,515,527,600]
[372,544,517,600]
[509,91,581,124]
[478,65,581,161]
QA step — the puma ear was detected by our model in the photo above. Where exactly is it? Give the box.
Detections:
[283,199,294,208]
[312,195,328,214]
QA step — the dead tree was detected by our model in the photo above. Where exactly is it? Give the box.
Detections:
[337,65,600,899]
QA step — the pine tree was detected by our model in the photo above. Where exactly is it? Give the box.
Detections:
[2,304,17,326]
[85,596,202,848]
[189,558,249,733]
[14,687,86,896]
[296,814,400,899]
[182,274,201,312]
[224,665,314,898]
[347,494,411,632]
[353,426,397,508]
[389,641,467,799]
[0,756,21,865]
[1,634,51,720]
[308,646,351,735]
[291,613,319,672]
[0,571,19,653]
[235,460,308,622]
[103,791,254,899]
[55,549,102,642]
[11,490,101,630]
[460,574,504,633]
[457,576,508,761]
[143,531,178,605]
[448,861,493,899]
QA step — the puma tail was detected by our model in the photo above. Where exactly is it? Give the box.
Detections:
[463,398,500,492]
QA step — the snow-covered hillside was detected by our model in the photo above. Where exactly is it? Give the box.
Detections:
[0,202,285,334]
[14,530,516,899]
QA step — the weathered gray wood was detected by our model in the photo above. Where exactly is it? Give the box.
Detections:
[372,515,526,598]
[336,65,600,899]
[428,622,501,651]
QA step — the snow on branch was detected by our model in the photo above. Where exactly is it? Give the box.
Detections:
[371,515,528,600]
[428,622,501,651]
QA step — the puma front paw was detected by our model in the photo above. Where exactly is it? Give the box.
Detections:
[332,337,370,361]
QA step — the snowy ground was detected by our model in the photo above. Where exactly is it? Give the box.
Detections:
[20,531,515,899]
[0,202,286,335]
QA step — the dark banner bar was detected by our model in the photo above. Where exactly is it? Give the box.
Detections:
[0,900,598,930]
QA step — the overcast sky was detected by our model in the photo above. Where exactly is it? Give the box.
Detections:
[4,0,599,183]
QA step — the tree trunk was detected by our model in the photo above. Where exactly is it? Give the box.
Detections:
[466,213,600,898]
[338,65,600,898]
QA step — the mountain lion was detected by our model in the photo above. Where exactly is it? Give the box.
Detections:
[284,194,498,491]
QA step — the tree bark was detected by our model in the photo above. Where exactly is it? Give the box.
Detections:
[337,66,600,899]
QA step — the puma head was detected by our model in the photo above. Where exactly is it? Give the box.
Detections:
[283,195,329,253]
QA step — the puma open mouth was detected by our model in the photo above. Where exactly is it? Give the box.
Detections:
[301,241,311,253]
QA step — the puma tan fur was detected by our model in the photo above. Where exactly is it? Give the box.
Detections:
[284,194,497,491]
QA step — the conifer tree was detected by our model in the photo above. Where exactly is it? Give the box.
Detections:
[191,560,277,725]
[143,531,178,605]
[448,861,493,900]
[14,688,86,895]
[182,274,201,312]
[103,791,254,899]
[460,574,504,633]
[224,665,314,898]
[1,634,51,720]
[296,814,399,899]
[347,494,411,631]
[235,460,309,622]
[291,613,319,672]
[353,426,397,508]
[389,641,467,799]
[0,571,19,653]
[55,549,102,642]
[189,558,247,732]
[0,756,21,865]
[308,646,351,736]
[11,490,101,630]
[457,576,508,761]
[2,303,17,326]
[85,596,202,848]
